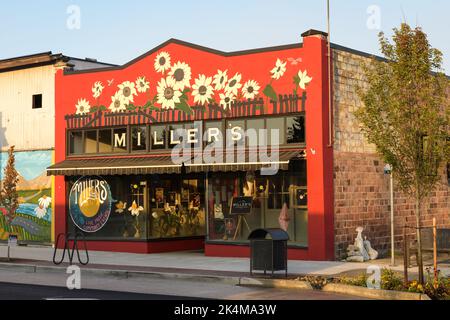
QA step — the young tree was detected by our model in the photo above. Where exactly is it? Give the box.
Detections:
[355,24,449,284]
[1,146,19,231]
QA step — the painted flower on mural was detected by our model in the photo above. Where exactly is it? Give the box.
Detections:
[152,211,160,219]
[225,73,242,96]
[156,76,182,109]
[219,91,235,110]
[109,92,127,113]
[296,70,313,90]
[38,195,52,210]
[136,76,150,93]
[271,58,287,80]
[115,201,127,214]
[128,201,144,217]
[212,69,228,90]
[75,98,91,115]
[192,74,214,105]
[34,205,47,219]
[242,80,260,100]
[0,207,7,216]
[154,51,171,73]
[117,81,137,104]
[169,61,192,90]
[92,81,104,99]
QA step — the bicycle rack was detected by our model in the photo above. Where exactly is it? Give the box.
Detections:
[53,232,89,266]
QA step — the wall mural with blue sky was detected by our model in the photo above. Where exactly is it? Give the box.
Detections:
[0,150,52,242]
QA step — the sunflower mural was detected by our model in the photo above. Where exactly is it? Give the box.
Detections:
[72,51,313,117]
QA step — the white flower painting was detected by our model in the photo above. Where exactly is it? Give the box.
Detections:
[117,81,137,104]
[75,98,91,115]
[136,76,150,93]
[92,81,104,99]
[157,77,182,109]
[154,51,171,73]
[242,80,260,100]
[192,74,214,105]
[271,58,287,80]
[297,70,313,90]
[224,73,242,96]
[169,61,192,90]
[109,92,127,113]
[213,69,228,90]
[128,201,144,217]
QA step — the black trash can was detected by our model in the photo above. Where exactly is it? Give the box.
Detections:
[248,228,289,277]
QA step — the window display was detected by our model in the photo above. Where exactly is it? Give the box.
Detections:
[67,175,206,240]
[207,160,308,246]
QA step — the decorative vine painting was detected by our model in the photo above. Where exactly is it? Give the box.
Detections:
[74,51,313,116]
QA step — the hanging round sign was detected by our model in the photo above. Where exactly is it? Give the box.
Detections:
[69,176,112,233]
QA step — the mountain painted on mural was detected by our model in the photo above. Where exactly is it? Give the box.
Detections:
[0,171,51,191]
[15,171,51,191]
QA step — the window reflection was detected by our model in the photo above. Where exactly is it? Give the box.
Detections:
[69,131,83,155]
[131,126,147,151]
[207,161,308,246]
[99,129,112,153]
[113,128,128,153]
[286,116,305,144]
[84,131,97,154]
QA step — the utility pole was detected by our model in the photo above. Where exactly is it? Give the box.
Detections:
[385,164,395,266]
[327,0,333,147]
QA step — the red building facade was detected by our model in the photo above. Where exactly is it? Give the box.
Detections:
[50,30,335,261]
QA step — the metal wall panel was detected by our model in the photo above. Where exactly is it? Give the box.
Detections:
[0,65,55,151]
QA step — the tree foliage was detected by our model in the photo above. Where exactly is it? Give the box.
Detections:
[1,146,19,226]
[356,23,449,201]
[355,24,449,283]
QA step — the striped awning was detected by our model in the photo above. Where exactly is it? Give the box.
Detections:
[47,156,182,176]
[47,150,305,176]
[185,150,303,173]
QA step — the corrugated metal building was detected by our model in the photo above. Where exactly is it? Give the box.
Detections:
[0,52,115,244]
[0,52,115,152]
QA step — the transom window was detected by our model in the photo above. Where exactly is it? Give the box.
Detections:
[67,115,306,156]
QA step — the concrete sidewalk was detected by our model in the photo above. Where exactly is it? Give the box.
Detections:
[2,244,448,278]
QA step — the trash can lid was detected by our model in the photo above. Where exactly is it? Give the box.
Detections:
[248,228,289,241]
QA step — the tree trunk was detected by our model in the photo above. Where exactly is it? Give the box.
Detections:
[415,187,424,284]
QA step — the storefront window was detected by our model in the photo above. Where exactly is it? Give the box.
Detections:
[113,128,128,153]
[246,119,265,147]
[207,160,308,247]
[226,120,245,147]
[168,124,183,149]
[69,131,83,155]
[151,125,166,150]
[267,118,285,146]
[131,126,147,151]
[99,129,112,153]
[204,121,223,148]
[286,115,305,144]
[84,130,97,154]
[67,175,206,240]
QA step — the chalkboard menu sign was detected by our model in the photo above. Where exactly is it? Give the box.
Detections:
[229,197,253,215]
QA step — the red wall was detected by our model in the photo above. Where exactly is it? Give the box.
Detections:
[54,32,334,260]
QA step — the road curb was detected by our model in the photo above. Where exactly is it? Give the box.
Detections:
[322,283,431,301]
[239,277,313,290]
[0,262,432,300]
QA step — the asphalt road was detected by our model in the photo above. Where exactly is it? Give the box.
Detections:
[0,268,370,300]
[0,282,196,300]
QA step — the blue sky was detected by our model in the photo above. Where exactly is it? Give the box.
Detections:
[0,151,52,181]
[0,0,449,71]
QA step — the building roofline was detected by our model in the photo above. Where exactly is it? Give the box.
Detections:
[64,39,304,75]
[0,51,55,63]
[56,35,448,79]
[0,51,116,74]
